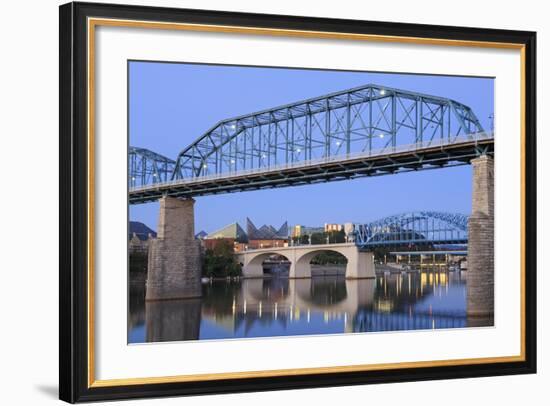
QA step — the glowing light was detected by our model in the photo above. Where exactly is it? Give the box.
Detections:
[380,89,386,95]
[379,134,385,138]
[203,164,208,168]
[335,141,341,146]
[296,148,301,153]
[230,159,235,164]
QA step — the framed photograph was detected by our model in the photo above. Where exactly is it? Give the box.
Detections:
[59,1,536,402]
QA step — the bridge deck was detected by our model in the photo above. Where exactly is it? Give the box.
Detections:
[235,242,357,255]
[129,136,493,204]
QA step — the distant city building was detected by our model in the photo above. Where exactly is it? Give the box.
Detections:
[202,222,248,251]
[324,223,343,233]
[200,219,361,252]
[201,219,289,252]
[128,221,156,254]
[246,218,288,240]
[246,218,289,250]
[344,222,356,242]
[206,222,247,241]
[195,230,208,239]
[290,222,359,243]
[291,224,324,237]
[291,225,302,238]
[343,223,355,235]
[129,221,156,241]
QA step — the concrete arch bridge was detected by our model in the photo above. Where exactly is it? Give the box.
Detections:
[235,243,375,279]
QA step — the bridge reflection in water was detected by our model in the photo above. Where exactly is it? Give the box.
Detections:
[128,269,493,343]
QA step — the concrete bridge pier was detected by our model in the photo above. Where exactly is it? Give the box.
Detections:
[146,196,202,300]
[346,251,375,279]
[467,155,494,317]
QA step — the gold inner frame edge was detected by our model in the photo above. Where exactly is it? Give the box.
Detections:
[86,17,527,388]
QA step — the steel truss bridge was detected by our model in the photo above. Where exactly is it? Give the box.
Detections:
[355,211,469,248]
[129,147,175,187]
[129,83,493,204]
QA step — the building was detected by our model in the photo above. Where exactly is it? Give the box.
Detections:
[202,218,291,252]
[291,224,324,238]
[324,223,343,233]
[344,222,356,242]
[129,221,156,241]
[128,221,156,254]
[291,224,302,238]
[245,218,289,249]
[195,230,208,239]
[202,222,248,251]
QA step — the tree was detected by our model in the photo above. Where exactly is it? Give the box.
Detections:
[310,251,347,265]
[292,234,310,245]
[202,240,242,278]
[310,232,325,245]
[327,229,346,243]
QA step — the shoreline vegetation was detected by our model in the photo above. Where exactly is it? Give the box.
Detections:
[202,240,243,278]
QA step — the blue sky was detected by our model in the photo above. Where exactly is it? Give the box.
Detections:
[129,61,494,234]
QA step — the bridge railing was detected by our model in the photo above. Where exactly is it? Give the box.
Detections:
[130,131,493,192]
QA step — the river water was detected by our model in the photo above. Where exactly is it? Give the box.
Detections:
[128,268,493,343]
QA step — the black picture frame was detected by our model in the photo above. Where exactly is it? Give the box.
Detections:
[59,1,537,403]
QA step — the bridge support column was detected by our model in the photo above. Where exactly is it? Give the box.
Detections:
[145,298,201,342]
[346,250,375,279]
[467,155,494,317]
[146,196,202,300]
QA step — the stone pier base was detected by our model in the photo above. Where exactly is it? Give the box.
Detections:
[146,196,202,301]
[467,155,494,317]
[145,298,202,342]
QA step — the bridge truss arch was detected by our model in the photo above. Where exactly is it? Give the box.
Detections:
[355,211,469,248]
[128,147,175,188]
[171,83,485,180]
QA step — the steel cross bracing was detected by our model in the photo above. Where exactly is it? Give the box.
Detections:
[172,84,484,179]
[129,147,175,187]
[354,211,469,248]
[129,84,493,203]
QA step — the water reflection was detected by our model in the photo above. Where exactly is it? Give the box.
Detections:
[129,269,493,344]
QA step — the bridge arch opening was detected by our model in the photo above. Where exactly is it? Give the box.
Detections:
[295,278,348,307]
[310,251,348,277]
[244,278,290,302]
[246,252,291,277]
[295,249,349,278]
